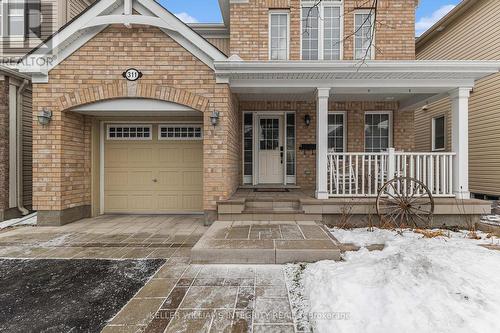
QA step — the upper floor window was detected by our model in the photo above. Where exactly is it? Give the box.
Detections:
[301,0,342,60]
[0,0,41,38]
[269,11,289,60]
[354,10,374,60]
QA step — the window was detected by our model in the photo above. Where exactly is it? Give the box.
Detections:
[432,116,445,151]
[243,113,253,183]
[301,0,342,60]
[286,113,296,177]
[159,125,203,140]
[107,125,152,140]
[7,0,24,36]
[259,118,280,150]
[365,112,391,153]
[328,112,346,152]
[354,10,374,60]
[269,11,289,60]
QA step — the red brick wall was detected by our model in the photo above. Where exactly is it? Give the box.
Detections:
[32,25,239,213]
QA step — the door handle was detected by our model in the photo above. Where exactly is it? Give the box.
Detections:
[152,178,158,183]
[280,152,284,164]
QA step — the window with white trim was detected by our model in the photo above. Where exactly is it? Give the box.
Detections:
[354,10,374,60]
[269,11,289,60]
[301,0,342,60]
[328,112,346,152]
[107,125,152,140]
[365,112,392,153]
[159,125,203,140]
[7,0,24,36]
[432,116,445,151]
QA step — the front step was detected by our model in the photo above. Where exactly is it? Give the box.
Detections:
[191,220,341,264]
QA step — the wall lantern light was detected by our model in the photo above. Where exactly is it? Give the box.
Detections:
[304,114,311,127]
[210,111,220,126]
[37,109,53,126]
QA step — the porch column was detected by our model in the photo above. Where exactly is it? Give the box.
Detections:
[315,88,330,199]
[450,87,471,199]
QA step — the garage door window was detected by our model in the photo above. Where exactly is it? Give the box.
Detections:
[107,125,152,140]
[159,125,203,140]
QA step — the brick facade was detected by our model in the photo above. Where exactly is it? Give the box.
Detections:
[239,100,414,189]
[230,0,416,60]
[32,25,239,218]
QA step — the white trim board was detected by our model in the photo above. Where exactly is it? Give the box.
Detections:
[20,0,227,77]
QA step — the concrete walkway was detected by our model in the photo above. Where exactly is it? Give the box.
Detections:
[0,215,304,333]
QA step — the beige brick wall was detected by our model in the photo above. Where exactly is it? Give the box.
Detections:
[230,0,416,60]
[32,25,239,213]
[240,100,413,189]
[0,79,9,211]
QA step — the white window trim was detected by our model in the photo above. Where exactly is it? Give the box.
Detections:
[300,0,344,60]
[364,111,393,152]
[269,10,290,61]
[431,115,446,151]
[6,0,25,38]
[106,124,153,141]
[328,111,347,153]
[354,9,375,60]
[158,124,203,141]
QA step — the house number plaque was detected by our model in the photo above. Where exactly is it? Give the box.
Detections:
[122,68,143,81]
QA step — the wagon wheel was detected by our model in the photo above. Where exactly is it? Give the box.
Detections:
[376,177,434,229]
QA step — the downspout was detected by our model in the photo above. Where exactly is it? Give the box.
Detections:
[16,79,29,216]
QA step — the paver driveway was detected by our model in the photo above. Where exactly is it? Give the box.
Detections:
[0,215,300,333]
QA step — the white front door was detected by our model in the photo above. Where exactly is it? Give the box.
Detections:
[258,116,284,184]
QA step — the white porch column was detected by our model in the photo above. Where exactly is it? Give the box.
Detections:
[315,88,330,199]
[450,87,471,199]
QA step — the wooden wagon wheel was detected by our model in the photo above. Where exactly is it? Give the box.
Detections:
[376,177,434,229]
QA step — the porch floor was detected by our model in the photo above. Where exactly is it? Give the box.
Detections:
[191,220,341,264]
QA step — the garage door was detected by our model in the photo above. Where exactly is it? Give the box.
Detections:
[104,124,203,213]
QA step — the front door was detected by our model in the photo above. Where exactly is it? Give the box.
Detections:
[258,116,284,184]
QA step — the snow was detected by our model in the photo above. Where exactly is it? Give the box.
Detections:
[296,228,500,333]
[0,213,37,229]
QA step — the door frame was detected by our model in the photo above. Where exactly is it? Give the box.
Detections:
[255,114,285,185]
[98,120,203,215]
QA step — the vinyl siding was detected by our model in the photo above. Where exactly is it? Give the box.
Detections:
[415,0,500,197]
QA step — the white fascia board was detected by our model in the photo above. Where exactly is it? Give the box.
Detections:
[22,0,227,76]
[214,60,500,74]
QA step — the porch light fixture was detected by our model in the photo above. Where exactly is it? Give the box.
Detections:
[304,114,311,127]
[37,109,53,126]
[210,111,220,126]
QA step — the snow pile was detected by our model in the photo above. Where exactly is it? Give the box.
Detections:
[0,213,37,229]
[300,229,500,333]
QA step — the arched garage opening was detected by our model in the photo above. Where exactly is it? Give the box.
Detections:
[71,98,204,216]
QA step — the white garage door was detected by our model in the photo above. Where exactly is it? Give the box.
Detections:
[104,124,203,213]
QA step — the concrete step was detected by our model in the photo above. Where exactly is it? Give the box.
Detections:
[218,212,322,221]
[191,220,341,264]
[245,200,300,210]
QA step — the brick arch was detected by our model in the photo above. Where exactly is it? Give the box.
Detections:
[57,82,210,112]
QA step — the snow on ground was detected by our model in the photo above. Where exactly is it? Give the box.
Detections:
[295,228,500,333]
[0,213,37,229]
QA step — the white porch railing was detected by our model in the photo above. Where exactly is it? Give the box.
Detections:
[327,149,456,197]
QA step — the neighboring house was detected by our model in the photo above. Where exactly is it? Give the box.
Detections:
[0,0,94,221]
[17,0,499,226]
[415,0,500,201]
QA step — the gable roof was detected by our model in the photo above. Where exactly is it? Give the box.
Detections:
[20,0,227,81]
[416,0,477,49]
